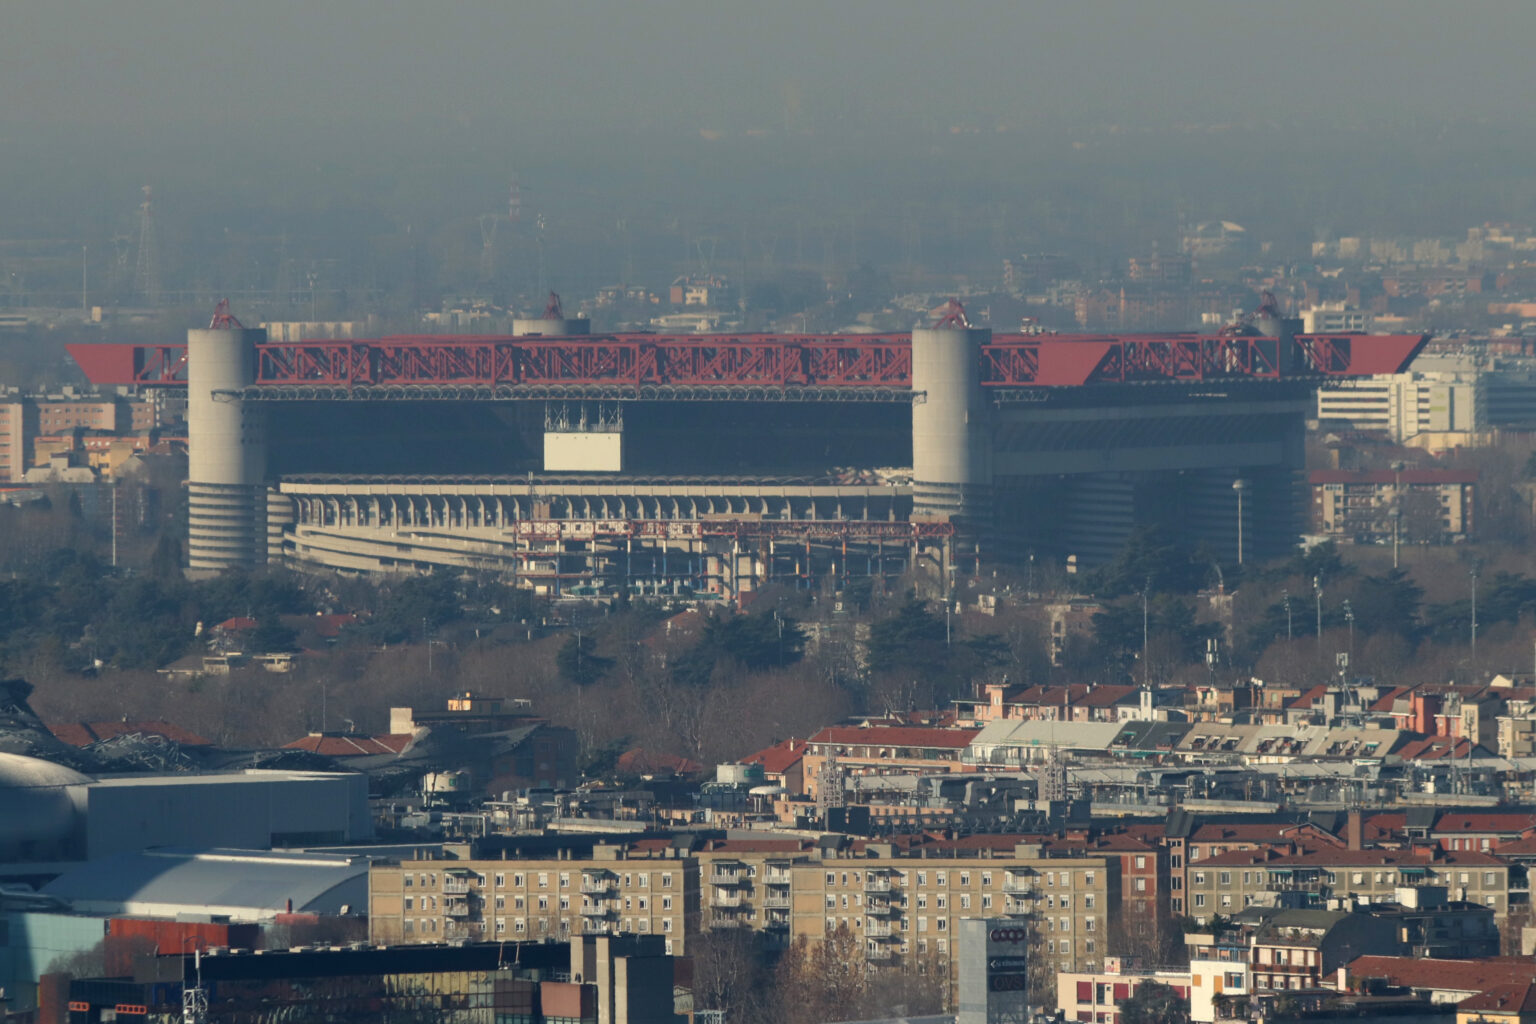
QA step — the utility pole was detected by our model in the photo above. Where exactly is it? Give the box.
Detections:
[1343,599,1354,666]
[1391,460,1405,570]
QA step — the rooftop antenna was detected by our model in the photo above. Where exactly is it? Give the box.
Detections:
[182,946,206,1024]
[134,186,161,306]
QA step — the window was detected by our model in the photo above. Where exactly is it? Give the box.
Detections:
[476,874,486,887]
[1085,939,1095,954]
[1084,895,1095,909]
[662,874,673,889]
[1193,873,1206,886]
[638,897,648,910]
[961,872,971,886]
[918,917,928,932]
[1219,872,1231,885]
[559,873,570,889]
[1083,872,1093,887]
[1352,872,1364,885]
[638,873,649,887]
[937,918,947,931]
[936,871,947,886]
[936,895,947,909]
[1135,856,1147,870]
[961,894,971,909]
[404,876,414,888]
[404,897,413,910]
[1085,917,1095,931]
[495,897,505,910]
[1485,872,1499,887]
[538,896,549,911]
[495,873,505,888]
[1194,894,1206,908]
[514,874,524,887]
[663,919,673,932]
[1221,895,1232,908]
[917,895,927,909]
[1059,917,1070,932]
[662,897,673,911]
[1135,878,1146,893]
[982,895,993,909]
[918,872,927,886]
[538,873,549,889]
[982,872,993,887]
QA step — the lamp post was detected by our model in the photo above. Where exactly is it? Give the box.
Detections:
[1282,589,1292,643]
[1343,599,1354,666]
[1232,479,1247,566]
[1391,460,1405,570]
[1142,575,1152,688]
[1314,576,1323,654]
[1471,568,1479,678]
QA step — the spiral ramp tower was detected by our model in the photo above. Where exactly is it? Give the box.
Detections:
[186,319,268,576]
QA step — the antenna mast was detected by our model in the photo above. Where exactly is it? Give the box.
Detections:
[134,186,161,306]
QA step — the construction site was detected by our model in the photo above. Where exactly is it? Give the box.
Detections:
[67,299,1426,597]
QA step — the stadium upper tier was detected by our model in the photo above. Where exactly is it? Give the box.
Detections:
[67,330,1426,398]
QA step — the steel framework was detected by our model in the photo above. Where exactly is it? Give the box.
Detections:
[67,331,1427,394]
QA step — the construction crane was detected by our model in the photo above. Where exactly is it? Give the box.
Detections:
[208,299,243,329]
[1220,289,1282,336]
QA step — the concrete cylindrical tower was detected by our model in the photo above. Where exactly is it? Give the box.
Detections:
[186,327,268,575]
[511,316,590,337]
[911,326,992,521]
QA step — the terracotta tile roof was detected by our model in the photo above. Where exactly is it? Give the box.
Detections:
[1432,813,1536,835]
[49,719,213,747]
[1189,822,1334,844]
[282,733,412,756]
[809,725,980,749]
[1460,983,1536,1014]
[742,738,806,775]
[615,747,704,777]
[1272,846,1503,868]
[215,617,258,632]
[1347,955,1536,995]
[702,839,813,854]
[1491,835,1536,857]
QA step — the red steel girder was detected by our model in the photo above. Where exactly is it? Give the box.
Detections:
[67,331,1428,391]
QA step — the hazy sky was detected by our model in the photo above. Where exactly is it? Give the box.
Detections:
[5,0,1535,138]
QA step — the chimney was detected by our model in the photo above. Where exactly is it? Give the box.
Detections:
[1347,810,1363,851]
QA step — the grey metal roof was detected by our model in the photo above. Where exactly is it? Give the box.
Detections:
[39,848,370,919]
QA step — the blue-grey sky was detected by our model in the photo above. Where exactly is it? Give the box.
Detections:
[5,0,1534,136]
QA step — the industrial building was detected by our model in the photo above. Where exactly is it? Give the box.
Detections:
[69,307,1424,590]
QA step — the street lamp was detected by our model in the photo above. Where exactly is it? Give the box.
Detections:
[1282,589,1292,642]
[1343,599,1354,665]
[1314,575,1323,654]
[1232,479,1248,566]
[1471,568,1479,677]
[1391,460,1405,570]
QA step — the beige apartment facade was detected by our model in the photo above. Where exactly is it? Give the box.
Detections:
[369,844,702,956]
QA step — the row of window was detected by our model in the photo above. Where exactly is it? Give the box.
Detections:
[823,868,1097,888]
[1189,869,1502,887]
[402,870,675,890]
[404,895,676,912]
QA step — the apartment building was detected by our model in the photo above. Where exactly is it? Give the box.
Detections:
[368,842,701,955]
[697,836,1121,981]
[1183,847,1509,923]
[1166,818,1341,916]
[801,724,979,800]
[1310,468,1476,543]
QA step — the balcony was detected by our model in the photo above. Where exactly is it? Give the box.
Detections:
[1002,877,1037,895]
[865,877,893,893]
[580,879,617,896]
[762,894,791,909]
[865,921,896,938]
[709,916,751,930]
[865,945,894,961]
[712,892,746,909]
[445,903,471,918]
[865,899,899,917]
[579,902,615,917]
[765,871,793,887]
[709,872,748,887]
[443,880,471,895]
[765,911,790,930]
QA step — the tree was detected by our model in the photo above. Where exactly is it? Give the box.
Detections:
[557,634,613,687]
[1090,527,1209,597]
[1119,980,1189,1024]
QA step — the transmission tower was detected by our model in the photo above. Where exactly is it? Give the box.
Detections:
[133,186,161,305]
